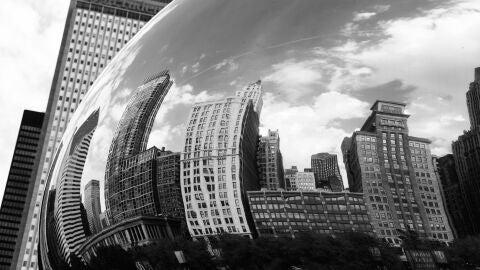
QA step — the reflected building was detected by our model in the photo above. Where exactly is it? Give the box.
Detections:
[257,130,284,190]
[247,190,373,238]
[0,110,44,270]
[54,110,99,264]
[21,1,171,268]
[343,101,453,245]
[156,150,184,218]
[293,172,316,191]
[105,71,173,224]
[452,67,480,236]
[311,153,344,192]
[181,80,262,238]
[83,180,102,234]
[284,166,298,191]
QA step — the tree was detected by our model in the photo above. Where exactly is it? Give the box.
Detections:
[87,245,137,270]
[447,235,480,269]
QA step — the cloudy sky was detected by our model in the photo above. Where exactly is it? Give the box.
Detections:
[1,0,480,202]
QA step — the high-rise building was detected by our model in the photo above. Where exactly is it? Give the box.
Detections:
[247,190,373,238]
[434,155,470,239]
[19,1,171,268]
[105,71,173,224]
[293,172,316,191]
[311,153,344,191]
[156,150,184,218]
[257,129,284,190]
[452,67,480,236]
[54,110,99,264]
[341,137,354,187]
[0,110,44,270]
[83,180,102,234]
[343,100,453,245]
[284,166,298,191]
[181,80,262,238]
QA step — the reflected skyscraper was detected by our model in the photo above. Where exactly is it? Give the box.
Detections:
[181,80,262,238]
[83,180,102,234]
[0,111,44,270]
[21,1,171,268]
[105,71,173,224]
[257,129,284,190]
[343,101,453,245]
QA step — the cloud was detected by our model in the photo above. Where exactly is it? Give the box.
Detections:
[353,12,377,21]
[260,91,369,185]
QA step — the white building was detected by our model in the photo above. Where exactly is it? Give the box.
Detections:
[294,172,316,191]
[181,81,262,238]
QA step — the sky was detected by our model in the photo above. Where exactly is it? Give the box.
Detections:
[1,0,480,202]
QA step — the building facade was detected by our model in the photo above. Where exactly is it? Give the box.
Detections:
[293,172,316,191]
[452,67,480,236]
[257,129,284,190]
[83,180,102,234]
[105,71,173,224]
[20,1,171,268]
[156,150,184,218]
[247,190,373,238]
[343,100,453,245]
[0,111,44,270]
[181,81,262,238]
[434,155,469,239]
[311,153,344,192]
[284,166,298,191]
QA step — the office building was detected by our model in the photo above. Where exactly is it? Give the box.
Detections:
[257,130,285,190]
[181,80,262,238]
[156,150,184,218]
[0,111,44,270]
[83,180,102,234]
[434,155,469,239]
[284,166,298,191]
[247,190,373,238]
[311,153,344,192]
[343,100,453,245]
[452,67,480,236]
[19,1,171,268]
[105,71,173,224]
[341,137,354,187]
[293,172,316,191]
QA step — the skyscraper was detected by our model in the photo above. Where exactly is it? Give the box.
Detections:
[257,129,284,190]
[105,71,173,224]
[311,153,344,192]
[434,155,470,239]
[83,180,102,234]
[0,110,44,270]
[19,1,171,268]
[156,150,184,218]
[181,80,262,238]
[343,100,453,245]
[284,166,298,191]
[452,67,480,236]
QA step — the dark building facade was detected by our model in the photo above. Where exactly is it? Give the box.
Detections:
[434,155,470,239]
[247,190,373,238]
[105,71,173,224]
[257,130,285,190]
[284,166,298,191]
[452,67,480,236]
[311,153,344,191]
[0,110,44,270]
[156,150,184,218]
[343,100,453,245]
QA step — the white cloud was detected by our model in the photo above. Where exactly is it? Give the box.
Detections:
[353,12,377,21]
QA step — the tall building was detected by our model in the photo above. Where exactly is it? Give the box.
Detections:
[0,110,44,270]
[284,166,298,191]
[105,71,173,224]
[156,150,184,218]
[83,180,102,234]
[247,190,373,238]
[181,80,262,238]
[343,100,453,245]
[54,110,99,264]
[311,153,344,191]
[434,155,469,239]
[341,137,354,187]
[19,1,171,269]
[257,129,285,190]
[452,67,480,236]
[293,172,316,191]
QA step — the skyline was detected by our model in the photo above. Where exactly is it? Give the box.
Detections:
[2,0,480,203]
